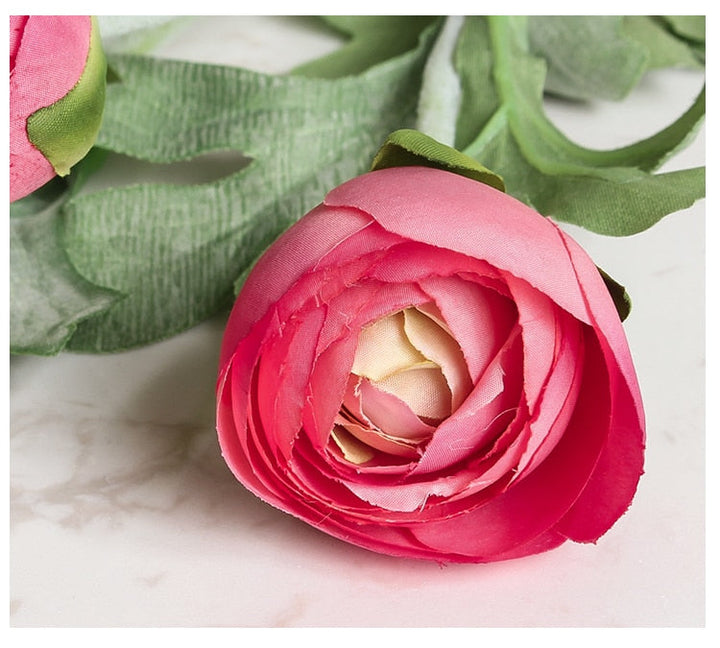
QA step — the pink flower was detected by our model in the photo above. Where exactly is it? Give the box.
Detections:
[216,166,645,563]
[9,16,106,203]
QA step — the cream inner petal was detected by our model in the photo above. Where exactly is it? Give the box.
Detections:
[403,306,474,411]
[372,363,451,420]
[330,426,375,464]
[332,306,472,465]
[351,310,426,380]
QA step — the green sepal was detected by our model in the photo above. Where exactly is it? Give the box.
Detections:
[26,16,107,177]
[371,128,505,191]
[597,267,632,322]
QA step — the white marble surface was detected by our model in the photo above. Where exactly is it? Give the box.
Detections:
[9,16,707,627]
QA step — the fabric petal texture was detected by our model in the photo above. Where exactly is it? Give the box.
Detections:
[216,166,645,563]
[9,15,106,203]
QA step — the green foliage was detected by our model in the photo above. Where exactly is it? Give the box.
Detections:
[528,16,648,101]
[292,16,438,78]
[10,193,121,355]
[623,16,703,70]
[9,15,705,355]
[454,16,704,235]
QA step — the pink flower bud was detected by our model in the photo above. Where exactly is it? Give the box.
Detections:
[10,16,106,202]
[217,166,645,563]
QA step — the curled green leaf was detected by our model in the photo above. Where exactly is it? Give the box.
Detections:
[454,15,705,236]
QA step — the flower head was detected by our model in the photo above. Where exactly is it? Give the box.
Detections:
[217,166,645,563]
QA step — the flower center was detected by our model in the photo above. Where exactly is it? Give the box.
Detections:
[330,306,472,465]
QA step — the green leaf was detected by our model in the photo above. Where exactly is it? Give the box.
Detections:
[533,166,706,236]
[414,16,465,146]
[490,16,703,176]
[371,128,505,191]
[660,16,705,63]
[454,16,705,235]
[61,33,433,352]
[10,196,122,355]
[528,16,648,101]
[292,16,438,78]
[623,16,703,70]
[662,15,705,43]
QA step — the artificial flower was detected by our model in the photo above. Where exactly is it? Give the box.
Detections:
[9,15,106,202]
[219,164,645,562]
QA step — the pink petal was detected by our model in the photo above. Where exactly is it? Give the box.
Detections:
[407,336,613,559]
[552,227,645,541]
[343,474,460,513]
[313,220,406,271]
[504,276,560,413]
[219,205,372,367]
[366,239,500,285]
[255,305,326,460]
[216,354,288,513]
[341,414,530,514]
[10,16,91,109]
[416,275,517,382]
[513,307,585,478]
[324,167,594,325]
[412,326,524,475]
[302,333,357,448]
[9,17,29,70]
[334,420,420,460]
[313,279,425,356]
[353,377,436,441]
